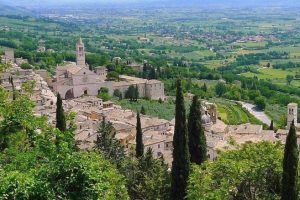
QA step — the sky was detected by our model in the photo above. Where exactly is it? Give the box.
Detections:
[2,0,300,8]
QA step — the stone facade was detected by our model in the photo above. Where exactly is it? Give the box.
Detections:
[4,48,14,63]
[53,39,165,100]
[76,38,86,67]
[287,102,298,129]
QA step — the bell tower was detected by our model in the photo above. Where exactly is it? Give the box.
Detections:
[76,37,85,67]
[287,103,298,129]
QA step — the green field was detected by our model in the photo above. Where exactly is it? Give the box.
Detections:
[212,99,264,125]
[242,68,297,79]
[241,67,300,87]
[113,98,176,120]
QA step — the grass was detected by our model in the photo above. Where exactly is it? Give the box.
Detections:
[114,97,264,126]
[113,98,176,120]
[242,68,296,79]
[212,98,264,125]
[265,104,287,129]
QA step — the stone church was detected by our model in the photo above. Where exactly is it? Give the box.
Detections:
[53,38,165,100]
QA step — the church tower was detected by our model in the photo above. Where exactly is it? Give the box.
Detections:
[287,103,298,129]
[76,37,85,67]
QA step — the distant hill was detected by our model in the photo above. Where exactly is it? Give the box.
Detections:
[1,0,300,9]
[160,0,300,8]
[0,3,33,16]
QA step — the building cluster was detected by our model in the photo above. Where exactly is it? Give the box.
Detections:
[1,39,299,165]
[51,38,165,101]
[1,53,56,114]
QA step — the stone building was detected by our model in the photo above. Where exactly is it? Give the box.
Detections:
[287,102,298,129]
[76,38,86,67]
[53,38,165,100]
[4,48,14,63]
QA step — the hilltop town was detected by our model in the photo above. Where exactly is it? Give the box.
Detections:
[1,39,299,165]
[3,1,300,198]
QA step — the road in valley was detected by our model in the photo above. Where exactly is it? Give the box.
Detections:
[238,101,271,125]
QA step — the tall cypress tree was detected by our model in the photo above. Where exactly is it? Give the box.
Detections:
[281,121,299,200]
[171,79,190,200]
[270,120,274,130]
[136,112,144,158]
[188,95,207,164]
[56,93,66,132]
[140,106,146,115]
[9,76,16,100]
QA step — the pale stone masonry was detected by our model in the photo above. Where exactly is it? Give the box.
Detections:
[52,38,165,100]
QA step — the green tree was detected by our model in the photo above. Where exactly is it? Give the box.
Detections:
[270,120,274,130]
[255,96,266,110]
[20,63,32,69]
[201,83,207,92]
[9,76,16,100]
[215,82,226,97]
[140,106,146,115]
[94,118,125,169]
[171,79,190,200]
[134,85,139,101]
[113,89,122,100]
[21,80,36,95]
[282,121,299,200]
[286,75,294,85]
[188,142,283,199]
[125,149,170,200]
[188,96,207,164]
[107,71,119,81]
[56,93,66,132]
[98,87,111,101]
[0,94,40,150]
[149,67,156,79]
[125,85,138,102]
[136,112,144,158]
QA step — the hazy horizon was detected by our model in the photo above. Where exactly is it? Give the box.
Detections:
[3,0,300,9]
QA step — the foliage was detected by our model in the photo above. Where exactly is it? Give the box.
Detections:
[21,80,36,95]
[97,87,111,102]
[113,89,122,100]
[171,79,190,200]
[135,112,144,158]
[255,96,266,110]
[56,93,66,132]
[188,95,207,164]
[0,62,11,72]
[124,149,170,200]
[282,122,299,200]
[94,119,126,169]
[0,94,43,150]
[124,85,139,102]
[270,120,274,130]
[140,106,146,115]
[215,82,227,97]
[188,142,283,200]
[0,92,128,199]
[286,75,294,85]
[20,63,32,69]
[0,146,128,199]
[114,98,177,120]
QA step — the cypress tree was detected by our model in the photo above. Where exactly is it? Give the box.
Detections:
[136,112,144,158]
[56,93,66,132]
[141,106,146,115]
[281,121,299,200]
[188,95,207,164]
[134,85,139,101]
[270,120,274,130]
[171,79,190,200]
[9,76,16,100]
[201,83,207,92]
